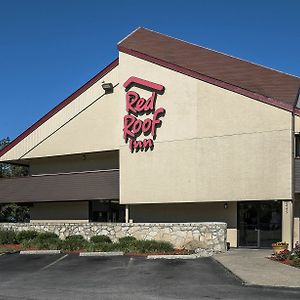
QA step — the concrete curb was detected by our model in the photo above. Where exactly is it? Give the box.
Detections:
[20,250,61,255]
[147,254,198,259]
[79,251,124,257]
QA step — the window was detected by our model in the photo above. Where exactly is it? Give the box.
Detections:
[295,134,300,158]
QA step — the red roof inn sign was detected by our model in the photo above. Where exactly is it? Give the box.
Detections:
[123,76,165,152]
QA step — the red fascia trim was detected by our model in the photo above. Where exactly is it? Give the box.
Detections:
[118,46,294,113]
[123,76,164,92]
[0,58,119,158]
[294,108,300,116]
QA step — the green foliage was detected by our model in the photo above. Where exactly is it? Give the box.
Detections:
[61,235,88,251]
[291,258,300,268]
[118,236,137,245]
[116,236,138,252]
[0,229,16,244]
[0,137,30,223]
[88,242,119,252]
[37,232,59,240]
[22,232,61,250]
[16,230,38,243]
[90,235,112,244]
[134,240,174,253]
[0,138,29,178]
[0,204,30,223]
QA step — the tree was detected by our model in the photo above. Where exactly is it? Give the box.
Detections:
[0,137,30,222]
[0,137,29,178]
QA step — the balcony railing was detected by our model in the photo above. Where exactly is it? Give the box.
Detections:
[0,169,119,203]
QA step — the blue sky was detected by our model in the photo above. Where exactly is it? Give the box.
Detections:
[1,0,299,140]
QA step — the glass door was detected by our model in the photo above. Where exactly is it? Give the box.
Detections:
[238,201,282,248]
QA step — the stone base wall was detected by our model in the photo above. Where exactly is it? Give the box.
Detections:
[0,222,227,251]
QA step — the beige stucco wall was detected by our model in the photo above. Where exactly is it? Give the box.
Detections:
[130,202,237,247]
[119,53,292,204]
[0,66,120,161]
[295,116,300,133]
[29,151,118,175]
[30,201,89,222]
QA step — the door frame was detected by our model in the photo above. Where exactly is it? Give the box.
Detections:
[237,200,282,248]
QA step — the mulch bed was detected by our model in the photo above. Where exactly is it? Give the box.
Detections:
[268,256,300,268]
[125,248,192,257]
[0,244,192,256]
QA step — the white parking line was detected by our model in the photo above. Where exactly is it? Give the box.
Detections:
[41,254,68,270]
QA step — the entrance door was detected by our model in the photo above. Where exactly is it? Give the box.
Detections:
[238,201,282,248]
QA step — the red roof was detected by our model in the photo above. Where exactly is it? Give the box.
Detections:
[118,28,300,113]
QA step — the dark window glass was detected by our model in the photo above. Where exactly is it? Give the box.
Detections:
[296,134,300,158]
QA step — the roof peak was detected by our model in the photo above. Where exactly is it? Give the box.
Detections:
[119,27,300,109]
[125,27,299,80]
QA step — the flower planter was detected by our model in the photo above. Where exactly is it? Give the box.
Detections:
[272,243,288,254]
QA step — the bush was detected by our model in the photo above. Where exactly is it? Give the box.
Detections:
[61,235,88,251]
[90,235,112,244]
[134,240,174,253]
[291,258,300,268]
[16,230,38,243]
[21,232,61,250]
[23,237,61,250]
[88,242,119,252]
[293,242,300,258]
[0,229,16,244]
[37,232,59,240]
[119,236,137,245]
[116,236,137,252]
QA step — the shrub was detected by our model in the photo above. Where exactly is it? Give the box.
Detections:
[118,236,137,245]
[116,236,138,252]
[134,240,174,253]
[293,242,300,258]
[21,232,61,250]
[90,235,112,244]
[16,230,38,243]
[23,237,61,250]
[291,258,300,268]
[88,242,119,252]
[61,235,88,251]
[0,229,16,244]
[37,232,59,240]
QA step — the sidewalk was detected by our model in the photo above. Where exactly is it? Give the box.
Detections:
[214,248,300,288]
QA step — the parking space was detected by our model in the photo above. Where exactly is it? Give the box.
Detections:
[0,254,300,299]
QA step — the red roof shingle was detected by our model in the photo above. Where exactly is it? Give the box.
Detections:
[118,28,300,111]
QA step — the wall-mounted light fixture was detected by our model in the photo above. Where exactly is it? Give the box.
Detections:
[224,202,228,209]
[102,82,114,94]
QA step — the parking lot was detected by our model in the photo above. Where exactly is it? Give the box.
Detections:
[0,253,300,300]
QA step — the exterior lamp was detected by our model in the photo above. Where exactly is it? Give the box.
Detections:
[102,82,114,94]
[224,202,228,209]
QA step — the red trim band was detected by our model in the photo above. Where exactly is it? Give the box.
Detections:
[0,59,119,159]
[118,45,294,113]
[123,76,164,92]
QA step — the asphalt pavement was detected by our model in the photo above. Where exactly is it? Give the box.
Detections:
[0,253,299,300]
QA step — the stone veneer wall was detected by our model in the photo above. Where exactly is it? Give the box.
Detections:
[0,222,227,251]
